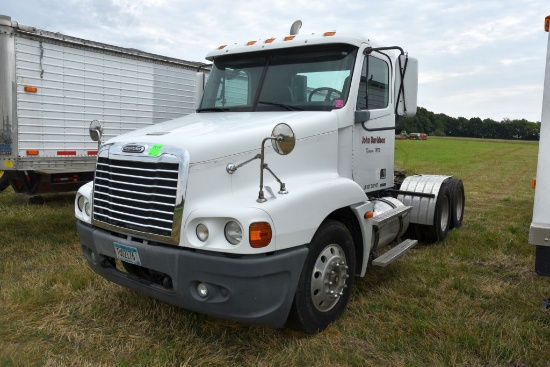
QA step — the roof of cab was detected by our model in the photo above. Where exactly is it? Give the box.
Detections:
[205,31,379,61]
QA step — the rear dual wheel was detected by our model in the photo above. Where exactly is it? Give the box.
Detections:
[449,178,465,229]
[289,220,355,334]
[409,181,452,243]
[410,178,464,243]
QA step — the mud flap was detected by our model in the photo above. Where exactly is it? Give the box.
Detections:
[536,246,550,277]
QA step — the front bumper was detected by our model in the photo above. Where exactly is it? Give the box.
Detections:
[77,221,308,327]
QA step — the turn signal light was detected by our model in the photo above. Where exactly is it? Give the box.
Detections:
[364,211,375,219]
[249,222,272,248]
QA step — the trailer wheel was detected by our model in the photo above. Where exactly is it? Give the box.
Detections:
[421,182,452,242]
[289,220,355,334]
[449,178,465,229]
[0,171,10,192]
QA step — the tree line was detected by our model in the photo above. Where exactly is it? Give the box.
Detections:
[398,107,541,141]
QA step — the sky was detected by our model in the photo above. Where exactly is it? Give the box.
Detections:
[2,0,549,122]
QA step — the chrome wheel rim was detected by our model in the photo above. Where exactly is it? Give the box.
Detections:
[310,244,349,312]
[455,191,464,221]
[441,194,450,230]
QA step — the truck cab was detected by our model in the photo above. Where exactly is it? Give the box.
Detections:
[75,23,463,333]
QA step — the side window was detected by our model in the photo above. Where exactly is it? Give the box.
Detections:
[357,56,389,110]
[215,69,249,107]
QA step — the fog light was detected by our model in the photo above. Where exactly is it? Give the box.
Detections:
[196,223,209,242]
[197,283,209,298]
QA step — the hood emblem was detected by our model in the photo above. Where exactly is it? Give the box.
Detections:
[122,144,145,153]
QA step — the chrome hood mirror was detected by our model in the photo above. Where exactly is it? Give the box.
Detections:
[89,120,104,151]
[272,123,295,155]
[89,120,103,142]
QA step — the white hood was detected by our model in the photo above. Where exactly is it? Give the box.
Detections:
[107,111,338,163]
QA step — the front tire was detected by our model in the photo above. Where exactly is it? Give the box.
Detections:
[289,220,355,334]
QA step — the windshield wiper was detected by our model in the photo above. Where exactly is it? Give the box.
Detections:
[196,107,230,112]
[257,101,304,111]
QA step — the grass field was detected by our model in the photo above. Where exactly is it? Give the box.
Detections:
[1,137,549,366]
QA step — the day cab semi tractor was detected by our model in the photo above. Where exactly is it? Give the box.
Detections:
[530,15,550,277]
[75,21,465,333]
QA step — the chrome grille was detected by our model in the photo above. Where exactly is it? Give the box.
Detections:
[92,157,179,238]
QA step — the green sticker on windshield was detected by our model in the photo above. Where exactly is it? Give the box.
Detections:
[148,144,163,157]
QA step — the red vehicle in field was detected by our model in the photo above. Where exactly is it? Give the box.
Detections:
[408,133,428,140]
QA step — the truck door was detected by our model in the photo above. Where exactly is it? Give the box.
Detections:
[352,53,395,192]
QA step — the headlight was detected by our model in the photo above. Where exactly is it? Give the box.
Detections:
[74,181,94,224]
[196,223,209,242]
[77,194,85,212]
[224,221,243,245]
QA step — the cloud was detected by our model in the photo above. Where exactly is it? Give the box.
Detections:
[1,0,548,121]
[421,66,489,84]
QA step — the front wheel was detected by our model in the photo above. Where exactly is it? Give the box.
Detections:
[289,220,355,334]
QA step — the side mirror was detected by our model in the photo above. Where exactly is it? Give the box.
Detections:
[395,55,418,117]
[272,123,295,155]
[89,120,103,142]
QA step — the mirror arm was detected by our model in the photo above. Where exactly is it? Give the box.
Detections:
[226,123,294,203]
[226,154,261,174]
[263,163,288,194]
[94,130,102,151]
[227,136,283,175]
[257,136,279,203]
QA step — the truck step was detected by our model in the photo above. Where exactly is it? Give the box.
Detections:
[372,205,412,227]
[372,239,418,267]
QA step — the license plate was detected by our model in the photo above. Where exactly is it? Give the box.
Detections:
[114,242,141,266]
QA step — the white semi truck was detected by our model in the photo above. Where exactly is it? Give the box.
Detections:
[530,15,550,276]
[0,14,207,195]
[75,22,465,333]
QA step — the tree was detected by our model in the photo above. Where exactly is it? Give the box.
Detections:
[401,107,540,141]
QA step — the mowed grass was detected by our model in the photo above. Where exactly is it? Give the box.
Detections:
[1,136,550,366]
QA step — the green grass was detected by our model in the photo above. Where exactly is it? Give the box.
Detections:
[1,137,549,366]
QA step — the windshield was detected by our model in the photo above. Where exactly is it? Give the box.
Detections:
[198,44,358,112]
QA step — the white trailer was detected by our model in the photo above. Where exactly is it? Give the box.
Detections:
[0,14,208,195]
[75,21,465,333]
[530,15,550,275]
